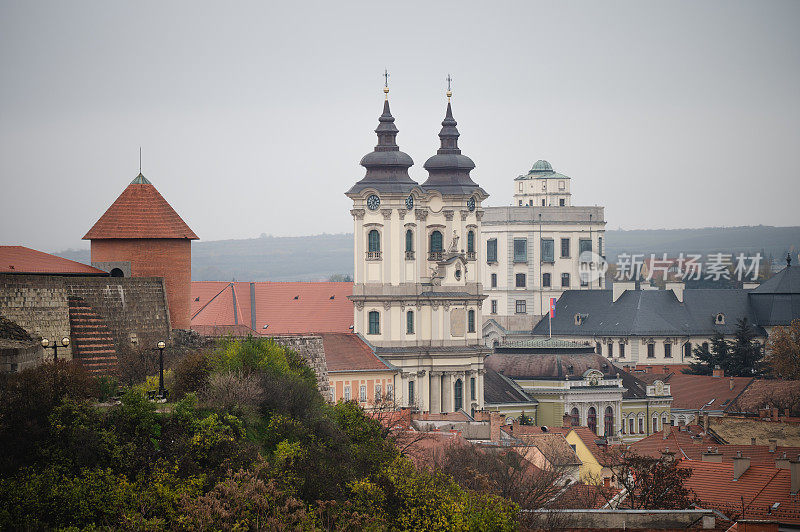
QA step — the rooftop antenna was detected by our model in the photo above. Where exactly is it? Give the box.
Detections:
[138,146,142,175]
[446,74,452,101]
[383,68,390,99]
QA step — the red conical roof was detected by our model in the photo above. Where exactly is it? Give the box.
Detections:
[83,174,198,240]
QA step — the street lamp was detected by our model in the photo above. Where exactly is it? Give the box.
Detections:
[41,336,70,362]
[157,341,166,398]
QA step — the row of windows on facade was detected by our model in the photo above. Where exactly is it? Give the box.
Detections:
[366,309,477,335]
[366,229,475,259]
[570,407,669,436]
[594,341,706,359]
[485,237,603,264]
[519,198,567,207]
[405,377,478,411]
[487,272,577,291]
[343,383,394,403]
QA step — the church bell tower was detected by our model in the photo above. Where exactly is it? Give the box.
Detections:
[346,78,490,414]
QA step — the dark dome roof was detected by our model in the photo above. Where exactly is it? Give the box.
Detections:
[420,101,486,197]
[347,98,417,195]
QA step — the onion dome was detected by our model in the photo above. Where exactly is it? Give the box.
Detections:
[421,99,486,196]
[347,97,417,195]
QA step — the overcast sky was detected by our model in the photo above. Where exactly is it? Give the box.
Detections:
[1,1,798,252]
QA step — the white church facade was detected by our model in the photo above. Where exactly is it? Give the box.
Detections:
[346,85,491,414]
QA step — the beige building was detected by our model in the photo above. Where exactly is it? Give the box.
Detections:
[482,161,606,345]
[346,88,491,414]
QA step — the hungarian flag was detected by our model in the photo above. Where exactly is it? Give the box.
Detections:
[549,297,557,318]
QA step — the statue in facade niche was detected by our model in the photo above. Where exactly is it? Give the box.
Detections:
[449,231,459,253]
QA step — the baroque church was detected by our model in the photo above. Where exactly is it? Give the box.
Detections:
[346,83,491,414]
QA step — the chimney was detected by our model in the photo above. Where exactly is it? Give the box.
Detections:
[712,366,724,378]
[613,281,636,302]
[663,423,672,439]
[772,408,779,422]
[733,452,751,480]
[769,439,777,453]
[665,282,685,303]
[791,457,800,495]
[703,412,710,434]
[563,412,573,428]
[661,448,676,463]
[490,411,501,442]
[730,377,735,391]
[702,447,723,463]
[776,452,790,470]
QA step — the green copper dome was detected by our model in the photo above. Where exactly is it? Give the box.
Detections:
[530,160,553,173]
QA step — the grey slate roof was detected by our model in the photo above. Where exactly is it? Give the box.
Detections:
[484,368,537,405]
[750,265,800,326]
[532,288,767,338]
[486,350,616,381]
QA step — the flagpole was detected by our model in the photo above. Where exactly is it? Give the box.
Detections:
[549,307,552,339]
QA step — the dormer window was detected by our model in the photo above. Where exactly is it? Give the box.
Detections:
[715,313,725,325]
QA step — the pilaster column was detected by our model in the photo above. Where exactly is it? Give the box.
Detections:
[382,208,392,282]
[477,368,485,409]
[417,370,428,412]
[429,371,442,414]
[352,209,365,283]
[442,372,454,413]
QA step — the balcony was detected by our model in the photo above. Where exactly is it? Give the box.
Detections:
[366,251,382,261]
[428,251,444,261]
[405,251,415,260]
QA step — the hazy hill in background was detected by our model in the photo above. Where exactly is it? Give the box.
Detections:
[54,226,799,281]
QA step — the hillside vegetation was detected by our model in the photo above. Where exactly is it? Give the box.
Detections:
[0,338,518,530]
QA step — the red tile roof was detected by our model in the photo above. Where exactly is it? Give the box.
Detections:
[638,372,753,410]
[83,182,198,240]
[679,460,800,524]
[631,427,800,466]
[0,246,105,274]
[320,333,391,372]
[191,281,354,335]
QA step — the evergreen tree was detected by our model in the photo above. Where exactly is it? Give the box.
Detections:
[727,317,766,377]
[683,319,765,377]
[684,331,728,375]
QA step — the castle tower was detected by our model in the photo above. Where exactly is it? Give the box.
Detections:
[346,82,490,414]
[83,172,198,330]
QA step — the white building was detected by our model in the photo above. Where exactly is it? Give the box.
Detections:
[482,162,606,346]
[346,87,491,414]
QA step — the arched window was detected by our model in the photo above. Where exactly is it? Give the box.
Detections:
[467,309,476,333]
[571,407,579,427]
[368,311,380,335]
[629,417,635,434]
[406,310,414,334]
[110,267,124,277]
[454,379,463,411]
[684,342,692,359]
[368,230,380,253]
[604,406,614,437]
[430,230,443,252]
[467,231,475,253]
[662,414,668,428]
[653,416,659,433]
[405,229,414,254]
[588,407,597,434]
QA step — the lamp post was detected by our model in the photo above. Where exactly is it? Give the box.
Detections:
[41,336,70,363]
[157,341,166,398]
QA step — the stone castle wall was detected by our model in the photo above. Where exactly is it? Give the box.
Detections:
[0,274,171,373]
[268,335,332,401]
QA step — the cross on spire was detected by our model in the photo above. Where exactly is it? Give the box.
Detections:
[446,74,452,101]
[384,68,390,88]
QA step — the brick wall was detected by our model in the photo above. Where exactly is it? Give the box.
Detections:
[0,274,171,373]
[90,238,191,329]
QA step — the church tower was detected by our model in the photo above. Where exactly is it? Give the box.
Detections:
[347,81,490,414]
